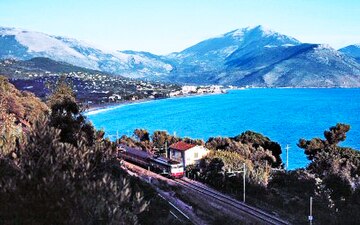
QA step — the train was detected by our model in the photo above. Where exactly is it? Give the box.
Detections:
[117,144,184,178]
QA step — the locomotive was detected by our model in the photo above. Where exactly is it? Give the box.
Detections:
[117,144,184,178]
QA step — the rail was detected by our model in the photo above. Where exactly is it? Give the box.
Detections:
[175,178,289,225]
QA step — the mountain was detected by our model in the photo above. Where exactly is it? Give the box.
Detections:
[166,25,360,87]
[225,44,360,87]
[0,57,106,78]
[167,25,302,83]
[0,27,173,79]
[1,25,360,87]
[339,44,360,62]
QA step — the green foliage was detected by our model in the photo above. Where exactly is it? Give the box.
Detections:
[49,97,95,146]
[298,123,360,187]
[48,77,95,147]
[235,131,283,167]
[0,117,148,225]
[206,130,282,168]
[46,75,75,107]
[0,75,49,122]
[0,113,22,155]
[324,123,350,145]
[198,150,271,187]
[295,123,360,223]
[0,75,49,156]
[151,130,180,149]
[119,134,153,152]
[134,129,150,142]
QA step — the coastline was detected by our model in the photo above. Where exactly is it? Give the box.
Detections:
[83,91,227,115]
[83,86,349,115]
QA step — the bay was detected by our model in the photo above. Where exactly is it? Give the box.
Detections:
[86,88,360,169]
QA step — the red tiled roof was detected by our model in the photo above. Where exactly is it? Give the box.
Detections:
[169,141,196,151]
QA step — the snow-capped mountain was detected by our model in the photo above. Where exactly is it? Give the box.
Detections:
[0,27,173,79]
[167,25,302,83]
[1,25,360,87]
[224,44,360,87]
[165,25,360,87]
[339,44,360,63]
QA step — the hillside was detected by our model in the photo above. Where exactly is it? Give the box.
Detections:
[0,27,173,79]
[339,44,360,63]
[0,57,180,104]
[224,44,360,87]
[166,26,360,87]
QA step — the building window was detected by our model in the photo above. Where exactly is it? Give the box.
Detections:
[194,152,199,159]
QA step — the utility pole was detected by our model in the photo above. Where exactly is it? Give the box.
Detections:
[285,144,290,171]
[309,196,313,225]
[116,130,119,144]
[165,141,168,158]
[243,163,246,203]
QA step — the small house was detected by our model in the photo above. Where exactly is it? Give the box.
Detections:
[168,141,209,167]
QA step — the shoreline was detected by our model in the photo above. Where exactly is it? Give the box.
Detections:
[83,91,227,114]
[83,85,358,114]
[83,86,351,114]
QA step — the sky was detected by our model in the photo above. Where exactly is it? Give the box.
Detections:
[0,0,359,54]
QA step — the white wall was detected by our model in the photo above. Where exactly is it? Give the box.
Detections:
[184,146,209,167]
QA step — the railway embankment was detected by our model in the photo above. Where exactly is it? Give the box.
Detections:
[121,160,288,224]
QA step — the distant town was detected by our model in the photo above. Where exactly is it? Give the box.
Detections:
[0,58,228,107]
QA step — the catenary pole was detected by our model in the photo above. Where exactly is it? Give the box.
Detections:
[243,163,246,203]
[309,196,313,225]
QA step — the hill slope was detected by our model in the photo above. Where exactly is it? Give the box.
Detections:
[339,44,360,63]
[0,27,172,79]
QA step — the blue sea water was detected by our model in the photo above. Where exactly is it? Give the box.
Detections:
[86,89,360,169]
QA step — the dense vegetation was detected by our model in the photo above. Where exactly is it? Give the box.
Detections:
[0,75,178,225]
[120,125,360,224]
[201,124,360,224]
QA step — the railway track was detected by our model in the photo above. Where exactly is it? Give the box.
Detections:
[176,178,289,225]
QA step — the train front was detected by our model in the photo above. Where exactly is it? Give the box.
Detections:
[170,163,184,178]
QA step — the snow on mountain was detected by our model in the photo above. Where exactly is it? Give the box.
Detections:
[166,26,360,87]
[224,43,360,87]
[339,44,360,62]
[0,26,173,78]
[1,25,360,87]
[166,25,302,83]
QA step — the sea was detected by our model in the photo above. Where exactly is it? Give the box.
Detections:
[86,88,360,169]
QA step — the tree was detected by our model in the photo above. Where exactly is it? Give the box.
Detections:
[205,158,225,188]
[234,131,282,168]
[298,123,360,217]
[324,123,350,146]
[46,75,76,107]
[48,76,95,146]
[0,75,49,156]
[151,131,180,149]
[0,117,148,225]
[134,129,150,142]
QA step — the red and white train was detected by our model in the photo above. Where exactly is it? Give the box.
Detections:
[117,144,184,178]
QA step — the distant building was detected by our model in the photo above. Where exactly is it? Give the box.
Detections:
[168,141,209,167]
[181,86,197,94]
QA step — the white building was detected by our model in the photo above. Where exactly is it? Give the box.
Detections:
[168,141,209,167]
[181,86,197,94]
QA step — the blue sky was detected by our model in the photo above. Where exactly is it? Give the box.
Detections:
[0,0,359,54]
